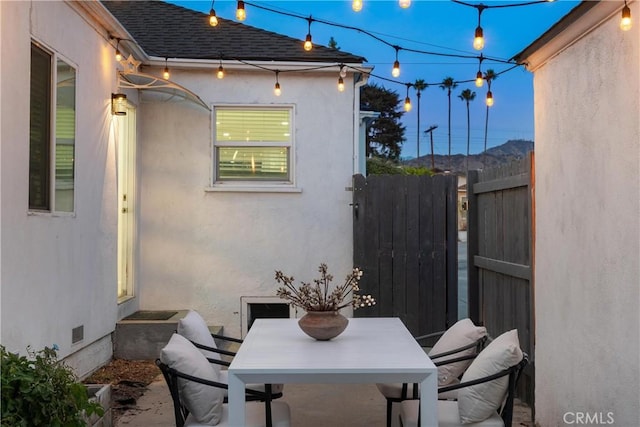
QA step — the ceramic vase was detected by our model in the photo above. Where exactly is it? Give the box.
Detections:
[298,311,349,340]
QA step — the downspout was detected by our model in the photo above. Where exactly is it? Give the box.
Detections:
[353,72,369,175]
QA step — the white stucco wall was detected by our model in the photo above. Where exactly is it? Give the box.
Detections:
[1,1,121,375]
[531,3,640,425]
[136,67,359,336]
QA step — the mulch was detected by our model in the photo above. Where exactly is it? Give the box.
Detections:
[83,359,161,424]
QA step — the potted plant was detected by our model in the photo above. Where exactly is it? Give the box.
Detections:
[275,263,376,340]
[1,345,105,427]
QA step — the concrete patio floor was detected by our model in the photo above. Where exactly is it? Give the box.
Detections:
[115,374,533,427]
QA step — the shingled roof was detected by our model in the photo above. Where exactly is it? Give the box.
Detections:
[102,0,366,63]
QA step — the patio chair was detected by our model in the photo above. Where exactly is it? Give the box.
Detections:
[177,310,284,401]
[158,333,291,427]
[377,318,488,427]
[398,330,528,427]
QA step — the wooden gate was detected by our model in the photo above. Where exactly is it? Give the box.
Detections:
[466,152,535,407]
[352,173,458,337]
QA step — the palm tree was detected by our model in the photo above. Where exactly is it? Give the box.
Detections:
[458,88,476,172]
[483,69,497,167]
[413,79,428,159]
[439,77,458,170]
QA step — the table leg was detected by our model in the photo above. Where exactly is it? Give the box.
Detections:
[419,372,438,427]
[227,371,245,426]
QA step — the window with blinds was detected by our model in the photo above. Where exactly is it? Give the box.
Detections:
[214,107,292,182]
[29,42,76,212]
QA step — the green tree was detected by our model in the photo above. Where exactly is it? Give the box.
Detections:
[413,79,428,159]
[483,69,498,166]
[458,88,476,172]
[439,77,458,170]
[328,37,340,50]
[360,83,406,160]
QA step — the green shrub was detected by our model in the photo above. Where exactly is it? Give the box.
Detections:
[366,157,434,176]
[1,345,104,427]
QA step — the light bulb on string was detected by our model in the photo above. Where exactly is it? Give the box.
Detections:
[339,64,347,78]
[217,59,224,79]
[473,26,485,50]
[475,70,483,88]
[473,6,486,51]
[338,76,345,92]
[399,0,411,9]
[621,1,632,31]
[404,84,412,112]
[209,10,218,26]
[303,18,313,51]
[391,47,401,78]
[486,90,494,107]
[274,71,281,96]
[352,0,363,12]
[115,39,122,62]
[163,58,170,80]
[236,0,246,21]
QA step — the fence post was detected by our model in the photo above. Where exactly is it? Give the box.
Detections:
[466,170,480,324]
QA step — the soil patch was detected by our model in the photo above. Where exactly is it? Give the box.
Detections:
[83,359,160,424]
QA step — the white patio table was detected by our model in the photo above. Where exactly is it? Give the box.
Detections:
[227,317,437,426]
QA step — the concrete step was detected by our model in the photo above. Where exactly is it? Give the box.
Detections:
[114,310,224,360]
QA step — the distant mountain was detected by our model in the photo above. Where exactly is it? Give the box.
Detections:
[403,139,534,174]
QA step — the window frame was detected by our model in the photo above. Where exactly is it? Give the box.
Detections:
[209,104,300,193]
[29,40,78,215]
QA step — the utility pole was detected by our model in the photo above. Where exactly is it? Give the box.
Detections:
[424,125,438,170]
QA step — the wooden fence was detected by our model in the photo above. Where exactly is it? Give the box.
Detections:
[466,152,535,407]
[352,173,458,337]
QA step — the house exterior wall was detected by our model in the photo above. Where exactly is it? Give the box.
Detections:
[0,1,121,376]
[531,3,640,425]
[135,67,359,337]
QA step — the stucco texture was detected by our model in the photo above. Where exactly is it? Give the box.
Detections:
[136,68,358,337]
[532,4,640,426]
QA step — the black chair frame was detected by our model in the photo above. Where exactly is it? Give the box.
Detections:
[383,334,488,427]
[156,359,278,427]
[405,353,529,427]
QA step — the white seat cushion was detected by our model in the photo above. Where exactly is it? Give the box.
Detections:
[457,330,522,424]
[178,310,223,374]
[376,382,419,399]
[185,401,291,427]
[429,318,487,386]
[399,400,503,427]
[219,370,285,396]
[160,333,223,425]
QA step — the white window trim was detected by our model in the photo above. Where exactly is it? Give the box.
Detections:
[29,39,78,215]
[209,104,300,193]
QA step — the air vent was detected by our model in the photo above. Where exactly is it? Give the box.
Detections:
[72,325,84,344]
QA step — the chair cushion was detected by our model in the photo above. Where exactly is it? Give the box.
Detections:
[178,310,222,374]
[376,382,418,399]
[429,318,487,386]
[457,329,522,424]
[160,333,223,425]
[399,400,503,427]
[185,401,291,427]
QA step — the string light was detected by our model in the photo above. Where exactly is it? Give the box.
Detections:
[352,0,363,12]
[236,0,246,21]
[339,64,347,78]
[621,0,632,31]
[475,54,484,87]
[473,5,486,51]
[217,59,224,79]
[274,71,281,96]
[115,39,122,61]
[338,76,345,92]
[163,58,170,79]
[209,0,218,27]
[404,84,412,112]
[486,90,494,107]
[399,0,411,9]
[304,18,313,51]
[392,47,401,78]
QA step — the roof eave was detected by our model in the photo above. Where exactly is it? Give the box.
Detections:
[513,1,626,71]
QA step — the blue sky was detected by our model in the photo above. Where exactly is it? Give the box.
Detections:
[168,0,580,158]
